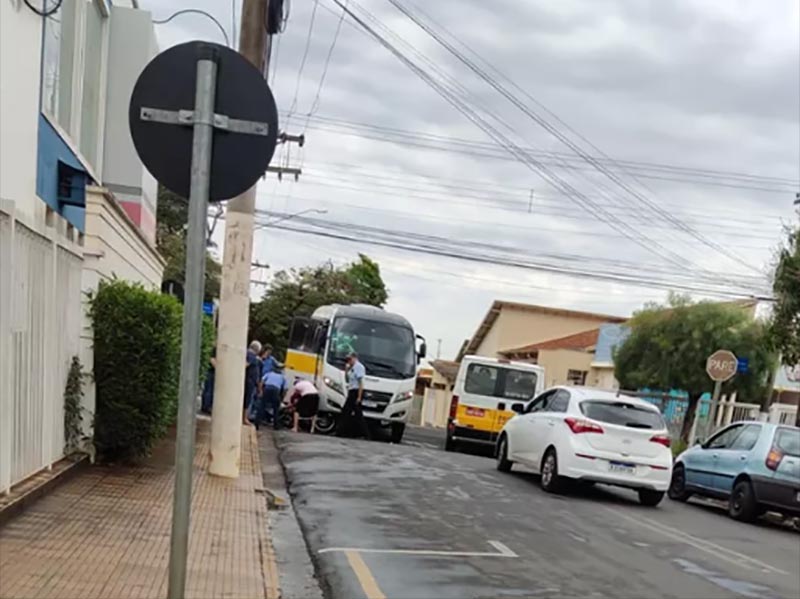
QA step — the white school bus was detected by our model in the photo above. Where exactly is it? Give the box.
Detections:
[284,304,426,442]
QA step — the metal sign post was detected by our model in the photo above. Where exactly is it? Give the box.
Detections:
[166,47,218,599]
[128,40,279,598]
[705,349,738,429]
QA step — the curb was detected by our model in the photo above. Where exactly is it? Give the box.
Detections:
[0,455,89,529]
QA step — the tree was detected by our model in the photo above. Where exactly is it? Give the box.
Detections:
[249,254,388,356]
[156,186,221,302]
[768,221,800,424]
[615,296,774,443]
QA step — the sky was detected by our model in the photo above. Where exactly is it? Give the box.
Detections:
[142,0,800,360]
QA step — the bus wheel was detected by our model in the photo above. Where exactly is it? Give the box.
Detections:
[315,412,337,435]
[390,423,405,443]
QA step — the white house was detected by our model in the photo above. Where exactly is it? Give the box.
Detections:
[0,0,164,495]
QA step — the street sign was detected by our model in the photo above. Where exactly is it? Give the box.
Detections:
[736,357,749,374]
[129,41,279,202]
[706,349,738,382]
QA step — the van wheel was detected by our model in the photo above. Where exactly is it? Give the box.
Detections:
[390,423,405,443]
[444,434,457,452]
[540,449,563,493]
[496,435,513,472]
[729,480,759,522]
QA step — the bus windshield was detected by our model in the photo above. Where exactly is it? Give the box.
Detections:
[327,317,416,379]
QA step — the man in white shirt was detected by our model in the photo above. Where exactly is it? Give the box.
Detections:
[337,352,371,439]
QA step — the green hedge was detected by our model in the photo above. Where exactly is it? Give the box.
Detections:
[90,280,214,461]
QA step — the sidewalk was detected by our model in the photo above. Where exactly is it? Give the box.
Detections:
[0,418,279,599]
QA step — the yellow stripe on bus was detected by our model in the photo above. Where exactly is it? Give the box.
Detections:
[285,350,319,376]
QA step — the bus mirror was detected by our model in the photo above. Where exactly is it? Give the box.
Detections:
[419,341,427,359]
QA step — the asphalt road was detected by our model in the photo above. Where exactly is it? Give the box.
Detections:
[276,429,800,599]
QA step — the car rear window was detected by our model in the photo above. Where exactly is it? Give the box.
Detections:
[774,428,800,457]
[579,400,665,430]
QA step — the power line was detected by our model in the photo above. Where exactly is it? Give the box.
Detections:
[252,210,766,288]
[255,217,771,299]
[285,0,320,127]
[152,8,231,47]
[329,0,712,280]
[384,0,760,275]
[291,113,798,193]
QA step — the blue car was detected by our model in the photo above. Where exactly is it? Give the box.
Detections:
[669,421,800,522]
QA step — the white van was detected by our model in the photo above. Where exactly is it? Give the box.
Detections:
[445,355,544,452]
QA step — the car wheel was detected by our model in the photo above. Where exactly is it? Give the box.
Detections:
[667,465,692,502]
[729,479,759,522]
[390,423,405,444]
[540,448,563,493]
[496,435,513,472]
[638,489,665,507]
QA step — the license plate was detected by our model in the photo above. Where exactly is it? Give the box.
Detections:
[362,400,377,408]
[609,461,636,475]
[466,407,485,417]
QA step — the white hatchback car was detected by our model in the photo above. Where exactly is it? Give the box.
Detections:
[496,386,673,506]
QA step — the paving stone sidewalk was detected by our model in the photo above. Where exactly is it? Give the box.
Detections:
[0,418,278,599]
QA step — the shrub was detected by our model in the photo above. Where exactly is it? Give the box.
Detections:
[63,356,85,454]
[90,280,214,461]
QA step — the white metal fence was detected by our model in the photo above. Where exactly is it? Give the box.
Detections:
[0,204,82,494]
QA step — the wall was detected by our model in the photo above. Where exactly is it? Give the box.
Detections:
[0,0,45,227]
[589,366,619,390]
[476,307,615,357]
[537,349,594,388]
[102,5,159,244]
[79,186,165,432]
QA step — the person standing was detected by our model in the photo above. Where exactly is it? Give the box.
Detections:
[244,340,262,425]
[200,349,217,415]
[261,366,288,430]
[338,352,371,439]
[259,344,282,376]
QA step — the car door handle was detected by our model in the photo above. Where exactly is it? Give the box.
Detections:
[711,453,719,459]
[739,455,747,461]
[547,421,555,427]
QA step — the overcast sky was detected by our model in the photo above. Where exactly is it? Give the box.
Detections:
[143,0,799,359]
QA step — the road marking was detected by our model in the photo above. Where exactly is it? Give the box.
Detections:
[321,540,518,558]
[345,551,386,599]
[605,508,788,575]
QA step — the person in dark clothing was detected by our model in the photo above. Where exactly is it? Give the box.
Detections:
[244,340,262,424]
[200,349,216,414]
[337,352,371,439]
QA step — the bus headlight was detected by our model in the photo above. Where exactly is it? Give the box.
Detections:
[393,390,414,403]
[323,376,344,395]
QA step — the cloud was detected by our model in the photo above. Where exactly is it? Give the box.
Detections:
[145,0,798,359]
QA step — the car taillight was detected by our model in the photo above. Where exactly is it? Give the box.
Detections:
[649,434,671,448]
[766,447,783,471]
[449,395,459,420]
[564,417,603,434]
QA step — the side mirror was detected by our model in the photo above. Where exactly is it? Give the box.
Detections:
[511,402,524,414]
[419,342,427,359]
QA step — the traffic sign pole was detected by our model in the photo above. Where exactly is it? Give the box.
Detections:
[167,48,219,599]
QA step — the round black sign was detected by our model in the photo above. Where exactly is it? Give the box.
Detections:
[129,41,279,202]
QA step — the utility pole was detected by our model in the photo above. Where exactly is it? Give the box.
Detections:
[210,0,270,478]
[436,338,442,360]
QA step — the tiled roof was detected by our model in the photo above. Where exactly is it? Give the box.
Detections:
[501,328,600,354]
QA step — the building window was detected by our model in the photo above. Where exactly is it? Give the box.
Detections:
[567,369,587,386]
[42,0,78,133]
[79,0,105,168]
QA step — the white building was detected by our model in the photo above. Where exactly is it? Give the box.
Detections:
[0,0,164,494]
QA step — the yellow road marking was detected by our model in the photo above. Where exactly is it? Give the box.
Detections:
[345,550,387,599]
